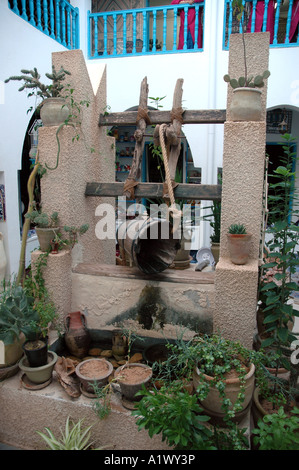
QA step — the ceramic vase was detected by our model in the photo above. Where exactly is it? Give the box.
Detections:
[64,311,91,358]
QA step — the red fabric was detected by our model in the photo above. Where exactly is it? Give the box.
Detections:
[289,0,299,42]
[171,0,203,49]
[246,0,275,43]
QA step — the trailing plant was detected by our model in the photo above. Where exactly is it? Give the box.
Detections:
[252,406,299,450]
[92,378,119,420]
[223,0,270,89]
[63,224,89,249]
[36,417,100,450]
[0,280,39,345]
[228,223,247,234]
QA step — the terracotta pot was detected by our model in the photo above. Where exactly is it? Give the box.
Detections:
[64,311,91,358]
[227,233,252,265]
[0,333,25,368]
[230,87,262,122]
[193,362,255,421]
[115,363,152,401]
[40,97,70,126]
[211,242,220,264]
[19,351,58,384]
[35,227,59,252]
[75,358,113,394]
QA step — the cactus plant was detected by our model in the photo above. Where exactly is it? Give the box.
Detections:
[223,70,270,89]
[223,0,270,89]
[4,65,71,100]
[228,223,247,234]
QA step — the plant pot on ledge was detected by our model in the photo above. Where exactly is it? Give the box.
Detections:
[40,97,70,127]
[115,363,153,406]
[19,351,58,386]
[227,224,252,265]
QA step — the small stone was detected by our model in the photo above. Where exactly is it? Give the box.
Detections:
[128,353,143,363]
[101,349,113,358]
[117,360,127,365]
[88,348,102,356]
[109,359,119,368]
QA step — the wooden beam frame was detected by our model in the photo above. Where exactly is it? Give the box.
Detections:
[99,109,226,127]
[85,182,222,200]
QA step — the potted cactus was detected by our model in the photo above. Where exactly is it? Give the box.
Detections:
[5,65,71,126]
[223,0,270,121]
[227,224,252,265]
[25,206,60,252]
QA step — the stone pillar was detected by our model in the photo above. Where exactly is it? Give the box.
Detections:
[33,50,116,325]
[214,33,270,348]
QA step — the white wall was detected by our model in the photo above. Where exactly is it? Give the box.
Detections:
[0,3,69,276]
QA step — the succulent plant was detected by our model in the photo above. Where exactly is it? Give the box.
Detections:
[228,223,247,234]
[5,65,71,100]
[223,70,271,89]
[25,208,59,228]
[0,283,39,345]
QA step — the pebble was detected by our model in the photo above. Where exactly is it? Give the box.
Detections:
[101,349,113,358]
[88,348,102,356]
[128,353,143,363]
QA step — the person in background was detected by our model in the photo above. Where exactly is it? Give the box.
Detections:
[171,0,204,50]
[246,0,275,43]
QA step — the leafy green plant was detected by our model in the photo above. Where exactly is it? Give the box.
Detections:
[36,417,100,450]
[23,252,58,339]
[133,381,215,450]
[224,0,270,89]
[228,223,247,234]
[259,134,299,351]
[0,281,39,345]
[252,407,299,450]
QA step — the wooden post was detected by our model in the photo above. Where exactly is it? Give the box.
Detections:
[123,76,150,199]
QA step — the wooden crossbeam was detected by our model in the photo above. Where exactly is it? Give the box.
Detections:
[99,109,226,127]
[85,182,222,200]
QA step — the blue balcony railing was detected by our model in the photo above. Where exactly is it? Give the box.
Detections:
[8,0,79,50]
[88,3,204,59]
[224,0,299,49]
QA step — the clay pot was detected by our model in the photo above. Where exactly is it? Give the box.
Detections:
[227,233,252,265]
[19,351,58,384]
[40,97,70,126]
[64,311,91,358]
[193,363,255,423]
[35,227,59,252]
[115,363,153,401]
[0,333,25,368]
[22,338,48,367]
[75,358,113,394]
[230,87,262,122]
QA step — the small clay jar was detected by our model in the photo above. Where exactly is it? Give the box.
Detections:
[64,311,91,358]
[112,329,128,359]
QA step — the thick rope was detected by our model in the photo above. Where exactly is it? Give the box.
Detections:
[159,123,181,233]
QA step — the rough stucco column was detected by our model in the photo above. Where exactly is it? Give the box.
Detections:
[34,50,115,325]
[214,33,269,348]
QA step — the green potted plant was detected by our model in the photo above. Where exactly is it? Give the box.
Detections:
[252,133,299,422]
[25,205,59,252]
[252,406,299,450]
[227,223,252,265]
[133,334,252,450]
[5,65,71,126]
[0,281,40,378]
[223,0,270,121]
